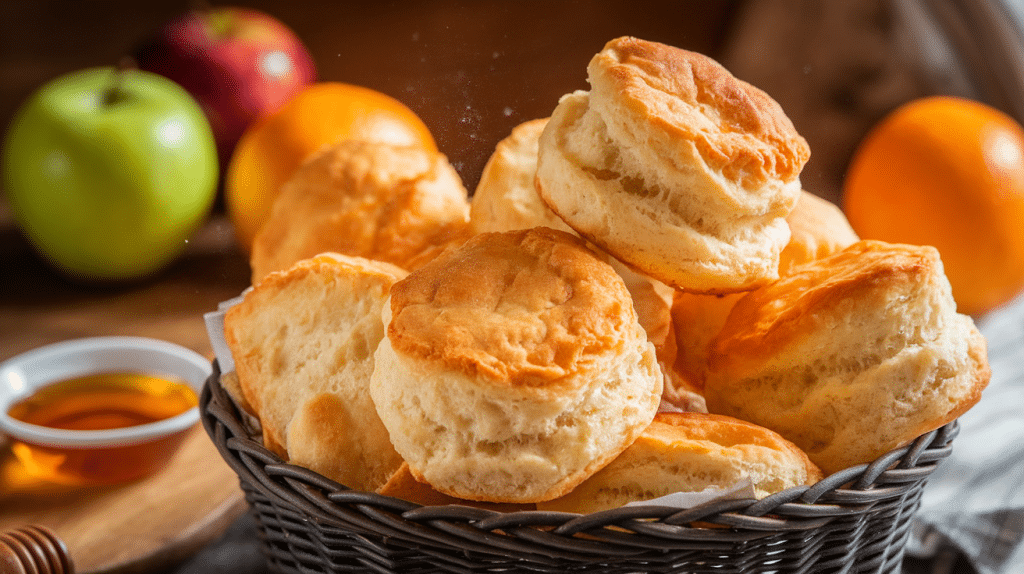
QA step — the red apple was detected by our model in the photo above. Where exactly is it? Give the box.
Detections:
[135,6,316,165]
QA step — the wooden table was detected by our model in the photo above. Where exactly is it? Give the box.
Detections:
[0,202,255,574]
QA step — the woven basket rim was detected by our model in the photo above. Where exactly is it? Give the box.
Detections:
[200,359,957,566]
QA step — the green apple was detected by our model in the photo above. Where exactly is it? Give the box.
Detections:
[2,66,218,281]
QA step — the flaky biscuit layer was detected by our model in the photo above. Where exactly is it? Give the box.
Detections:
[225,253,407,492]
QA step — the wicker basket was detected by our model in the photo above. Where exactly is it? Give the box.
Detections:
[200,361,958,574]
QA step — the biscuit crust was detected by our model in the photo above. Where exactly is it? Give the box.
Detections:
[712,241,945,365]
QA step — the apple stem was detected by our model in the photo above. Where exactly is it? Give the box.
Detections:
[103,56,136,106]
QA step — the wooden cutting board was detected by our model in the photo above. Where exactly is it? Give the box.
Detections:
[0,424,247,574]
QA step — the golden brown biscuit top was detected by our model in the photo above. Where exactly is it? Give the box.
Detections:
[651,412,797,453]
[387,227,635,386]
[249,252,408,295]
[647,412,823,481]
[711,240,942,366]
[589,36,810,188]
[307,252,409,281]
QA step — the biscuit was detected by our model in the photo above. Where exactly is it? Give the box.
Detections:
[370,227,662,503]
[536,37,810,293]
[224,253,407,491]
[250,139,471,283]
[537,412,823,513]
[704,240,991,474]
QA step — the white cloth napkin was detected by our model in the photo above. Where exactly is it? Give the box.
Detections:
[202,289,250,374]
[908,292,1024,574]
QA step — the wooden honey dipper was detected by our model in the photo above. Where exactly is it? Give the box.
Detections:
[0,525,75,574]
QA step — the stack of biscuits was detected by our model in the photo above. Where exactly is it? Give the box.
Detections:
[222,36,990,512]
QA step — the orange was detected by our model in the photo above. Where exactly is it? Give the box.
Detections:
[225,82,437,253]
[843,96,1024,316]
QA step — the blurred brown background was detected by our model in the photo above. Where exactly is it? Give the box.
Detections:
[0,0,740,197]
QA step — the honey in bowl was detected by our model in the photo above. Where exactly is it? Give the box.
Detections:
[5,371,199,486]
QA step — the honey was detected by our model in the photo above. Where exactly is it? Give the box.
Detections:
[6,372,198,486]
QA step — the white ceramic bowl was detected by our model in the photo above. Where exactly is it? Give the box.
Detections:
[0,336,211,448]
